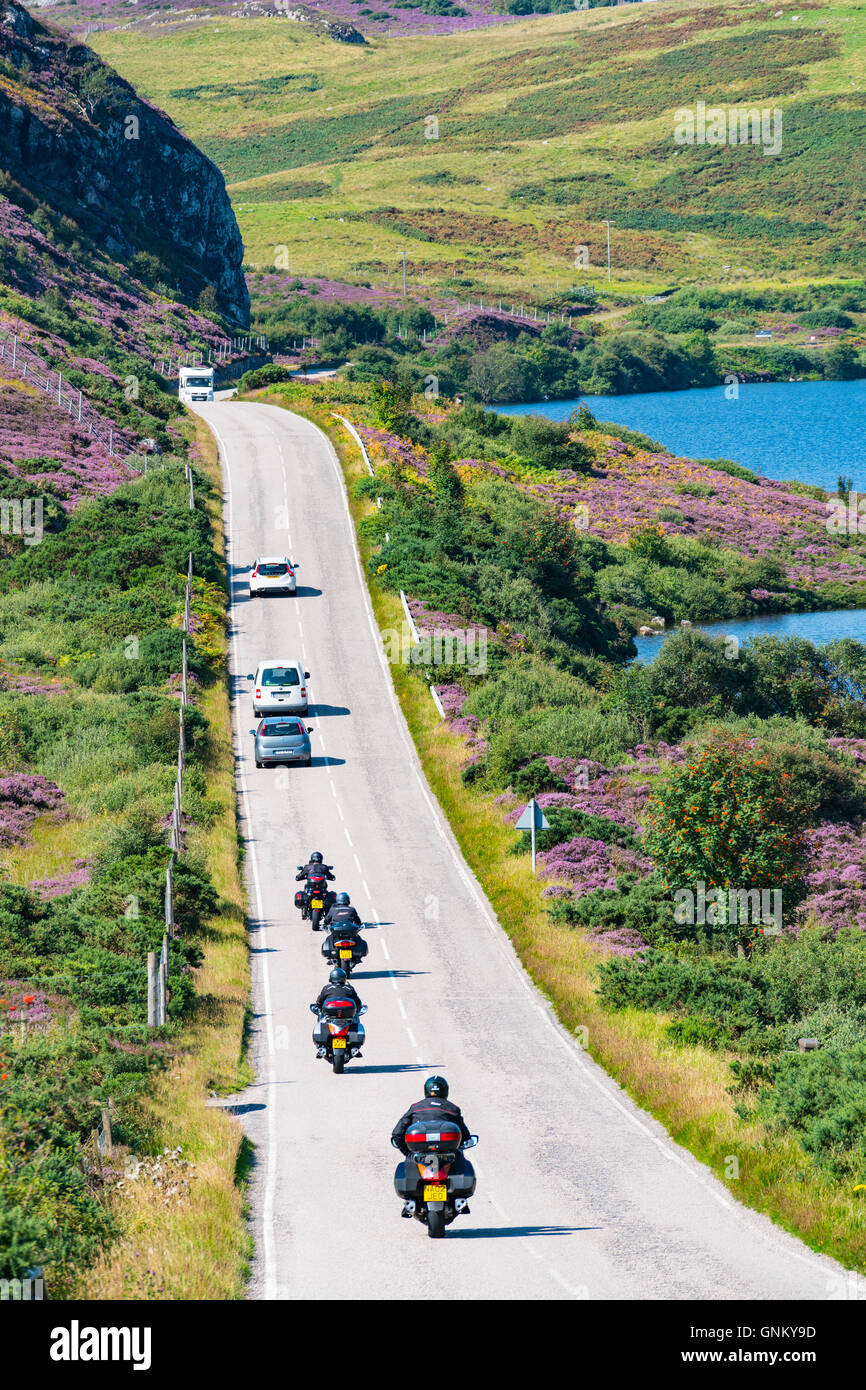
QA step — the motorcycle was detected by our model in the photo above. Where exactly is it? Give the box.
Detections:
[321,922,368,975]
[294,869,335,931]
[309,1001,367,1074]
[392,1123,478,1239]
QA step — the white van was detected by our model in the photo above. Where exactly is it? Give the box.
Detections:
[179,366,214,404]
[248,659,310,717]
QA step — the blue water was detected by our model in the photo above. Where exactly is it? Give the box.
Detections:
[498,378,866,494]
[634,608,866,664]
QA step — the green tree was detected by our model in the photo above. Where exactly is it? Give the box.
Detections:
[644,735,807,948]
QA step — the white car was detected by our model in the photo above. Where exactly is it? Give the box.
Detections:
[248,659,309,717]
[249,556,297,597]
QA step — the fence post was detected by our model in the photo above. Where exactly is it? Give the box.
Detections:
[188,469,194,511]
[147,951,158,1026]
[58,370,62,405]
[182,636,188,707]
[101,1105,113,1157]
[165,854,175,938]
[159,936,168,1024]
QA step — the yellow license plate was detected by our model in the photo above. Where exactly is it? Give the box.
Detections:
[332,1038,346,1049]
[312,899,323,909]
[339,949,352,960]
[424,1184,447,1202]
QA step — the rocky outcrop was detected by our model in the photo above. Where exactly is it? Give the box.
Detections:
[233,1,366,42]
[0,1,249,324]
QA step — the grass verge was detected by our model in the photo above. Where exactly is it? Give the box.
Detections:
[76,416,253,1299]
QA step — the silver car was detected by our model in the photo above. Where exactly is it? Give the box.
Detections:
[251,717,312,768]
[249,659,309,716]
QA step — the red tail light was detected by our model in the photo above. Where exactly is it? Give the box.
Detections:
[300,687,307,696]
[252,567,259,577]
[287,569,294,577]
[328,1023,350,1037]
[335,940,354,949]
[255,689,261,697]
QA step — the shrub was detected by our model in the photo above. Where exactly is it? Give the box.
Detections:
[644,734,808,945]
[755,1043,866,1177]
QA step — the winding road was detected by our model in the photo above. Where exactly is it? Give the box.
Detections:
[194,399,860,1301]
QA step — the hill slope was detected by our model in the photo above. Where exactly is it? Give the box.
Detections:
[87,0,866,297]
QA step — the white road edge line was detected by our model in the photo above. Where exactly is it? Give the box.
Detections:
[208,415,279,1302]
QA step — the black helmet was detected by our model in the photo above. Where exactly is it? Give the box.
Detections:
[310,851,324,864]
[329,967,347,984]
[424,1075,449,1099]
[336,891,350,905]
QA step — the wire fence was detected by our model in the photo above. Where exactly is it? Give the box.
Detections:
[146,545,194,1027]
[158,334,269,377]
[0,325,137,461]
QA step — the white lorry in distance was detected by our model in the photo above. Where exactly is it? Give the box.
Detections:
[179,366,215,404]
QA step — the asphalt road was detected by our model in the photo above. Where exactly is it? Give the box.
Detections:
[195,399,861,1301]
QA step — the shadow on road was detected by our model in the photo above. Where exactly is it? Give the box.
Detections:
[295,586,322,599]
[307,704,350,718]
[351,969,428,980]
[211,1102,268,1117]
[311,755,346,767]
[448,1225,597,1240]
[249,946,279,954]
[345,1063,435,1074]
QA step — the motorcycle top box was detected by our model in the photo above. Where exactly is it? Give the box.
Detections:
[404,1122,464,1152]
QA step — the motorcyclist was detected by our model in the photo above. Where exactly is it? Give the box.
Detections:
[312,968,364,1059]
[314,967,363,1014]
[296,851,335,883]
[321,891,362,931]
[320,892,369,965]
[391,1077,472,1217]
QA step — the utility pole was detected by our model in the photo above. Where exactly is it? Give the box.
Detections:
[401,251,407,297]
[605,220,612,284]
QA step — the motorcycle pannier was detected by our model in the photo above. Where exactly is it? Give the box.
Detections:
[294,890,306,909]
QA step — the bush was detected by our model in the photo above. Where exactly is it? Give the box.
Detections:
[511,757,568,798]
[644,734,808,946]
[755,1043,866,1177]
[507,414,591,472]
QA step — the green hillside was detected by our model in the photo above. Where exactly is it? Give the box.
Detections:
[91,0,866,299]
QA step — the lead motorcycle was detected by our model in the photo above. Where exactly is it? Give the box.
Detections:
[309,1000,367,1074]
[294,868,336,931]
[392,1122,478,1238]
